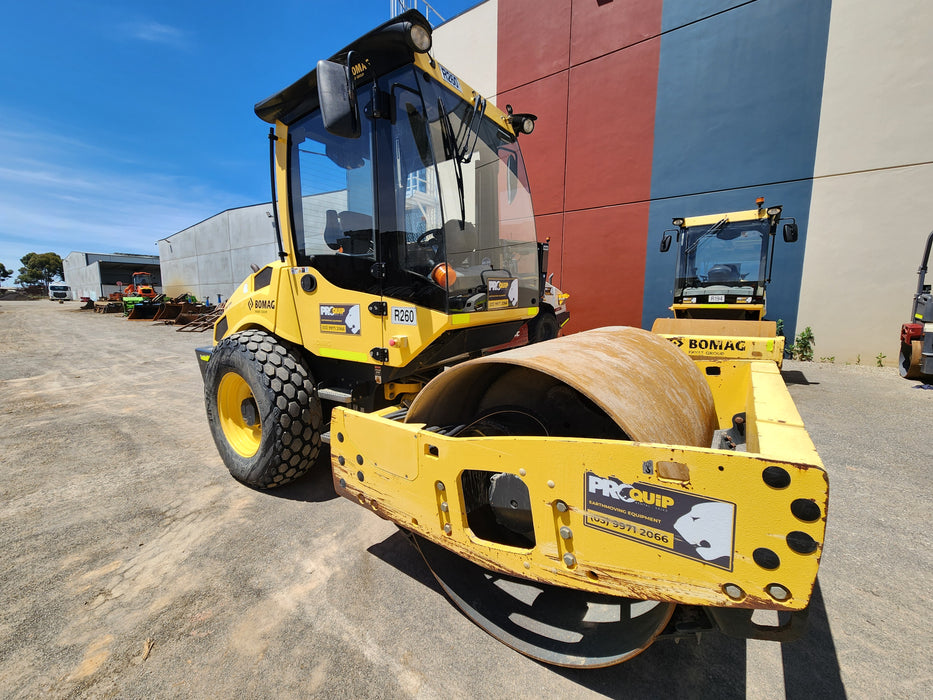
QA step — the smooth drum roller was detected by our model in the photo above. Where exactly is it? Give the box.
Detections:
[405,326,719,667]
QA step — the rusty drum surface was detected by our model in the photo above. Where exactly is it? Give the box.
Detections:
[406,326,718,447]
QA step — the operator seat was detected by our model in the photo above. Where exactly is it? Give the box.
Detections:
[324,210,342,250]
[338,211,374,255]
[707,264,738,283]
[444,220,479,267]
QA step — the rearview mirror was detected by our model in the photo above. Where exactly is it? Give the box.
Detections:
[318,59,360,139]
[783,222,799,243]
[660,234,672,253]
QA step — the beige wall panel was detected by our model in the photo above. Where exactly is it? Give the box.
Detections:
[798,163,933,364]
[814,0,933,175]
[432,0,497,101]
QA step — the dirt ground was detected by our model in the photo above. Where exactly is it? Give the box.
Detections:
[0,300,930,699]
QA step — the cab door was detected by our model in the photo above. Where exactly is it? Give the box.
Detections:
[375,77,448,365]
[282,89,384,367]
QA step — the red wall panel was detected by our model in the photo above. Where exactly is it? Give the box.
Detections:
[495,0,663,334]
[561,203,649,332]
[497,0,571,93]
[570,0,662,66]
[498,71,569,217]
[564,38,661,211]
[533,212,565,287]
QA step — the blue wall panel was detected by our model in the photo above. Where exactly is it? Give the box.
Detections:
[661,1,750,32]
[642,0,832,337]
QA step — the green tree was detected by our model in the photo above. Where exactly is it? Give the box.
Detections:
[16,252,64,291]
[0,262,13,284]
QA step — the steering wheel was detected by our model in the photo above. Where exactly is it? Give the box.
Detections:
[416,229,440,248]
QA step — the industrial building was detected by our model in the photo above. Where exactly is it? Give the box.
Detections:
[157,203,277,304]
[156,0,932,363]
[62,252,161,301]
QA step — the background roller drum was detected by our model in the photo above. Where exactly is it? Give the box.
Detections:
[204,329,323,488]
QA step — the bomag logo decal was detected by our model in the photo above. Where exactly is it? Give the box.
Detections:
[585,471,736,570]
[670,338,747,352]
[248,298,275,312]
[350,59,371,80]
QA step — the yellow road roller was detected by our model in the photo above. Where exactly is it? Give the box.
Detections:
[197,10,828,668]
[652,202,799,366]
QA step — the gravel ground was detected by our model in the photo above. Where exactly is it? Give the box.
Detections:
[0,300,930,699]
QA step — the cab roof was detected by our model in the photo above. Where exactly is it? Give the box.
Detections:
[254,9,432,126]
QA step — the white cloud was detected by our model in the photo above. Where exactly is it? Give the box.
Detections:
[121,20,189,49]
[0,121,245,269]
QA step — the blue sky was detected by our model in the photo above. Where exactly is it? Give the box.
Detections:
[0,0,478,278]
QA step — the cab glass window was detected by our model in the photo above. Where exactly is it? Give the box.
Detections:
[287,85,376,264]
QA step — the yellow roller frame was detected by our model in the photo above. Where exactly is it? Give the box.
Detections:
[329,331,826,612]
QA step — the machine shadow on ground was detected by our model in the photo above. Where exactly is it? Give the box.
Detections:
[258,458,340,503]
[781,369,820,386]
[779,581,846,699]
[367,529,445,593]
[367,530,847,698]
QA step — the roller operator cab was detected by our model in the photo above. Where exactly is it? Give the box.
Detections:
[652,200,798,365]
[198,10,556,490]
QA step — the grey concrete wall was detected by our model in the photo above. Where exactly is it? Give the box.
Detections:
[158,204,278,303]
[63,253,102,301]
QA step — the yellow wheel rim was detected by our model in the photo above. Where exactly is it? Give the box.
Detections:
[217,372,262,458]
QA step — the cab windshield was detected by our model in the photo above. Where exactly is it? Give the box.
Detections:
[675,219,770,297]
[286,65,539,314]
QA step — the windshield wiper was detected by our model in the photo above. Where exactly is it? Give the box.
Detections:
[438,99,465,223]
[683,217,728,257]
[454,94,486,164]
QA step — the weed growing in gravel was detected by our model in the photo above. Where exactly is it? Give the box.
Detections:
[793,326,815,361]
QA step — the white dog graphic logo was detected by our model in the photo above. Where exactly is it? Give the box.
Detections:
[673,501,734,562]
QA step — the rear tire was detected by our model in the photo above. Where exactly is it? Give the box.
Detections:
[900,340,922,379]
[528,309,559,344]
[204,329,323,488]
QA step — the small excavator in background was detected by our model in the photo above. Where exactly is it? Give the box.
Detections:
[121,271,161,319]
[899,230,933,381]
[122,271,157,299]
